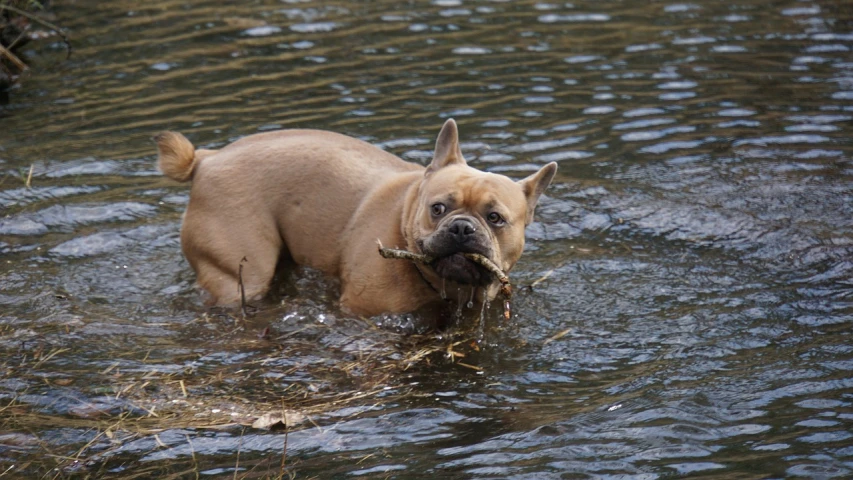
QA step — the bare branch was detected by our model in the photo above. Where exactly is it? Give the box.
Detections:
[0,4,72,59]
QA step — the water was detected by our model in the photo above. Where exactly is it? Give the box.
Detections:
[2,0,852,477]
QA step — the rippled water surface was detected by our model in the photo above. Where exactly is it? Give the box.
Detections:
[2,0,852,478]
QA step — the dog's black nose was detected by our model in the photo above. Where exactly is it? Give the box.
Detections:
[448,218,477,242]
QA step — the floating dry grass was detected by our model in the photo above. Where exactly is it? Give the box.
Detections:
[0,312,485,477]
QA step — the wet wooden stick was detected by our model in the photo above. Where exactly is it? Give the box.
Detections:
[376,240,434,264]
[376,240,513,319]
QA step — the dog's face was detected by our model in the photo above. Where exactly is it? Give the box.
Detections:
[406,119,557,288]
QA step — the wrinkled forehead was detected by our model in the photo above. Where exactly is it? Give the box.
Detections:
[424,166,525,207]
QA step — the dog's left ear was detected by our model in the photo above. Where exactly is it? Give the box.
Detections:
[517,162,558,224]
[427,118,466,174]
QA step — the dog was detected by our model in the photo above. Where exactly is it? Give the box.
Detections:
[155,119,556,317]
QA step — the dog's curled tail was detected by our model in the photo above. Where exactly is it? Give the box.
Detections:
[154,131,211,182]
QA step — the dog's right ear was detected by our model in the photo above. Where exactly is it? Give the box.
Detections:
[427,118,466,174]
[517,161,558,225]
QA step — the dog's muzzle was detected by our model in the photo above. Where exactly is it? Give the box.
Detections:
[422,216,495,286]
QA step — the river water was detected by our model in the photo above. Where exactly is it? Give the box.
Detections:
[1,0,852,478]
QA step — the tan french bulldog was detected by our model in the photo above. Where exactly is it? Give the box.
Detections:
[155,119,556,317]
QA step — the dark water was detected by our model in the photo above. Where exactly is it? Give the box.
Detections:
[2,0,852,478]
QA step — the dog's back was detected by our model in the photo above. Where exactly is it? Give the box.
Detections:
[155,129,423,305]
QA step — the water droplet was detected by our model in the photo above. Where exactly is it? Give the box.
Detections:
[477,300,487,341]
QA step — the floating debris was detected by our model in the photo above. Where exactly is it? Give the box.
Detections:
[251,411,306,431]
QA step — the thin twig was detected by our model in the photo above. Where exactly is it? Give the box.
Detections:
[0,43,26,72]
[6,25,29,51]
[238,256,248,319]
[0,4,72,59]
[280,398,288,475]
[543,328,572,345]
[233,427,243,480]
[25,164,34,189]
[186,434,198,477]
[376,240,434,263]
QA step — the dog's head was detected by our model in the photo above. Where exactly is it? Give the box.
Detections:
[405,119,557,290]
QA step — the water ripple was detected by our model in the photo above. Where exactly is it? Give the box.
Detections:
[1,0,851,477]
[0,202,157,236]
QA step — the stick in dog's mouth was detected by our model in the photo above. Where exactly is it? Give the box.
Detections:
[376,239,513,320]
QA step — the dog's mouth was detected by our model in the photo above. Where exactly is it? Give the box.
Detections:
[430,252,492,286]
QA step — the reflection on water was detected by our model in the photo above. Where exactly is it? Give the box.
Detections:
[1,0,852,477]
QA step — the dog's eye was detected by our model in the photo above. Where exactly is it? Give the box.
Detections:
[431,203,446,216]
[487,212,505,226]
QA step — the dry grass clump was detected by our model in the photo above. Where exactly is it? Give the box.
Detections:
[0,313,485,477]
